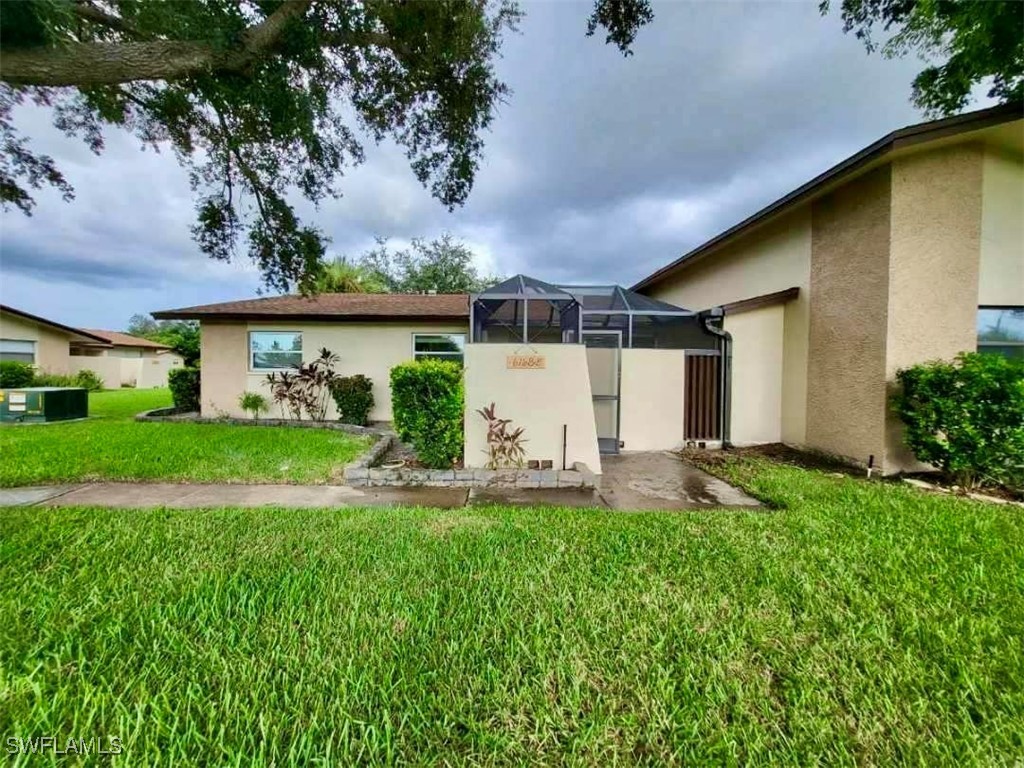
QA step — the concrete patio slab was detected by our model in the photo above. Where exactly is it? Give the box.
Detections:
[598,452,760,510]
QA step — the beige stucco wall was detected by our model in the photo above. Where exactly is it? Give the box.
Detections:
[807,167,892,467]
[136,353,184,388]
[69,351,182,388]
[618,348,685,451]
[724,304,785,445]
[464,343,601,473]
[979,148,1024,306]
[0,312,72,374]
[644,207,811,444]
[69,356,122,389]
[200,321,248,416]
[884,143,985,471]
[200,320,468,420]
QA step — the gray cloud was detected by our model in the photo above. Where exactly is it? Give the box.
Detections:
[0,0,993,328]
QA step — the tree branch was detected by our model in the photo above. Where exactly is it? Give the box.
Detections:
[1,0,314,86]
[72,2,151,39]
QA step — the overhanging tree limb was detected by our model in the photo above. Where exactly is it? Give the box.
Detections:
[1,0,313,85]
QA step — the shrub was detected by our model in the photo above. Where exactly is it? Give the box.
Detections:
[168,367,201,412]
[0,361,34,388]
[238,391,268,420]
[265,348,339,421]
[330,375,375,426]
[70,369,104,392]
[31,371,75,387]
[477,403,527,469]
[892,352,1024,489]
[390,359,464,468]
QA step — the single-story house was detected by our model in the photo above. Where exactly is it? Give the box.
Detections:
[70,329,185,388]
[632,103,1023,474]
[0,304,184,388]
[154,281,726,473]
[0,304,110,373]
[154,103,1022,476]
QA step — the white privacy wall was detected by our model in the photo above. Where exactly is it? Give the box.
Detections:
[618,348,685,451]
[463,343,601,473]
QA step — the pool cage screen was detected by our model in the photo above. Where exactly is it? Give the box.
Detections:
[470,275,721,351]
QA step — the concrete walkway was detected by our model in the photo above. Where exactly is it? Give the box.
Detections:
[0,453,758,511]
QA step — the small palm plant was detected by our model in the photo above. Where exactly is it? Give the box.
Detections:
[477,403,527,469]
[238,391,269,420]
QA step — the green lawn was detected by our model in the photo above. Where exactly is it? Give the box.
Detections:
[0,389,371,486]
[1,459,1021,765]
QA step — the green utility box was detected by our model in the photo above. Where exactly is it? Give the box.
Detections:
[0,387,88,423]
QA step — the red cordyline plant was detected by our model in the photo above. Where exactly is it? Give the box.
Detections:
[476,403,527,469]
[265,348,340,421]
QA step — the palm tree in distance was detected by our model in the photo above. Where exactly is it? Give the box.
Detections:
[313,258,388,294]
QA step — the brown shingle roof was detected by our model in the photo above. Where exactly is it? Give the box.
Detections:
[79,329,171,349]
[152,293,470,322]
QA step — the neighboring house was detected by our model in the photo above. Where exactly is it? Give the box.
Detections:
[70,330,185,388]
[0,305,109,373]
[632,103,1023,474]
[0,305,183,388]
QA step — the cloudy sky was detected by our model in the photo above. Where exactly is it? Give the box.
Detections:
[0,1,989,329]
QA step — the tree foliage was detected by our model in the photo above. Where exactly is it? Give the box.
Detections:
[356,233,500,294]
[822,0,1024,116]
[313,258,388,294]
[127,314,200,365]
[0,0,654,292]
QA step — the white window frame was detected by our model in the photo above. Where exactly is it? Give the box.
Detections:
[0,338,37,365]
[412,333,466,362]
[249,331,303,372]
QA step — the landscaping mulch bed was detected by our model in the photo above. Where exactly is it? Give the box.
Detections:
[376,440,465,470]
[683,443,864,477]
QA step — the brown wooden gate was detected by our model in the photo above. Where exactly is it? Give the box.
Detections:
[684,353,721,441]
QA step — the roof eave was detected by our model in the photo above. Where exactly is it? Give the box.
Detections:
[152,311,470,322]
[632,102,1023,293]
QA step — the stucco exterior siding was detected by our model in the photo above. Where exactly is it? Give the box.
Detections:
[200,320,468,421]
[724,304,785,445]
[200,321,248,417]
[618,349,685,451]
[464,343,601,472]
[807,167,892,467]
[644,208,811,444]
[0,312,72,374]
[979,148,1024,307]
[884,144,985,470]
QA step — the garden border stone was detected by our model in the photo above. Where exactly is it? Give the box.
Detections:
[135,407,382,436]
[343,450,597,490]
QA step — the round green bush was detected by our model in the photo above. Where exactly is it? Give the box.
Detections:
[893,352,1024,490]
[0,361,35,388]
[330,374,375,426]
[390,359,463,468]
[168,367,201,412]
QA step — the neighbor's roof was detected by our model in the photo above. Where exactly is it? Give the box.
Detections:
[0,304,110,344]
[153,293,471,321]
[632,102,1024,292]
[79,329,171,350]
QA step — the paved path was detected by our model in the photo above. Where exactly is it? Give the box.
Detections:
[0,453,759,511]
[1,483,469,509]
